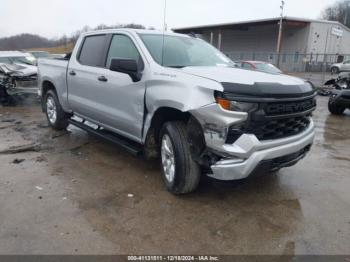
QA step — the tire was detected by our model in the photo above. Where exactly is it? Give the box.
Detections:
[159,121,201,194]
[44,90,69,130]
[328,96,345,115]
[331,67,340,75]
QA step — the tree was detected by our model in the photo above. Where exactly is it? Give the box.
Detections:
[321,0,350,28]
[0,22,151,51]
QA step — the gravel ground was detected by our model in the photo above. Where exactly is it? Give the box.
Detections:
[0,96,349,255]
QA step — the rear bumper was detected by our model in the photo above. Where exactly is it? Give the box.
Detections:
[209,120,315,180]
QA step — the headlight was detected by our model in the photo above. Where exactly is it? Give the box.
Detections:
[216,97,258,112]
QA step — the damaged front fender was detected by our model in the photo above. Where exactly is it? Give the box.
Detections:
[190,104,248,155]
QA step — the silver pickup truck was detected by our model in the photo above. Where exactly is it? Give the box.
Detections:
[38,29,316,194]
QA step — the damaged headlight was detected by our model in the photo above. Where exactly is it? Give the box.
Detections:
[216,97,258,112]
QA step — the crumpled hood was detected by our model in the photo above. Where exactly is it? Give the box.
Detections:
[181,66,305,85]
[13,63,38,76]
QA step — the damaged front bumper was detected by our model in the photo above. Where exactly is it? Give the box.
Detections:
[191,103,315,181]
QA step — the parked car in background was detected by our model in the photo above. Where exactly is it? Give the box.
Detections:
[325,72,350,115]
[330,60,350,75]
[236,60,282,74]
[28,51,51,59]
[0,51,37,76]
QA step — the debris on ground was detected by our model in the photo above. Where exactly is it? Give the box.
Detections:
[1,119,16,123]
[128,194,134,198]
[51,131,71,139]
[35,186,43,191]
[11,158,25,164]
[35,155,47,163]
[0,143,41,155]
[37,122,49,129]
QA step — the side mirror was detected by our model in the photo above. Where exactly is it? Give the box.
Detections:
[110,58,142,82]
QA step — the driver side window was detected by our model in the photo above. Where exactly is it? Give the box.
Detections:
[106,35,141,68]
[242,62,253,70]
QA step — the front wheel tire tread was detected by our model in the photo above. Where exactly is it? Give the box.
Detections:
[160,121,201,195]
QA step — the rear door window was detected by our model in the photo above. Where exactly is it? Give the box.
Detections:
[78,35,108,67]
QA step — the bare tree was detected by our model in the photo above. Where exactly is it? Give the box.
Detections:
[321,0,350,28]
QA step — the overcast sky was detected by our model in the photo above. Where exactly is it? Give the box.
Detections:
[0,0,338,38]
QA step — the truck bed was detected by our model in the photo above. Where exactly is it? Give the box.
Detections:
[38,58,69,108]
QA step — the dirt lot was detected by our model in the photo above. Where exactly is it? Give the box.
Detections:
[0,96,349,255]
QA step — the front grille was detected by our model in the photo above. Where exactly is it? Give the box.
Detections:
[227,115,311,143]
[244,115,311,141]
[225,95,316,144]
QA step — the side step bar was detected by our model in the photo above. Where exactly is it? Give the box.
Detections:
[68,119,143,156]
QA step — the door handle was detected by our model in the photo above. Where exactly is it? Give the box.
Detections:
[69,70,76,76]
[98,76,108,82]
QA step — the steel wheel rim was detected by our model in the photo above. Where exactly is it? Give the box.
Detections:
[161,134,176,183]
[46,96,57,124]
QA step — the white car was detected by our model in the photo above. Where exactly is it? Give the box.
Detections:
[0,51,38,76]
[331,60,350,74]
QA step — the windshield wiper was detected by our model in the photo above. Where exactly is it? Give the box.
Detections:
[166,65,187,69]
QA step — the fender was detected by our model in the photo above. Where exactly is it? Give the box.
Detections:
[141,68,223,143]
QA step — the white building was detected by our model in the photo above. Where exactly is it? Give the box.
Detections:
[174,17,350,72]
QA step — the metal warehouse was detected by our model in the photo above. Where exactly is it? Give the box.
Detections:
[174,17,350,72]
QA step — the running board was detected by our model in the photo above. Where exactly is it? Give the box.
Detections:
[68,119,143,156]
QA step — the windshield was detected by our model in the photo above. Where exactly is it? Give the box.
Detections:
[139,34,234,68]
[10,56,35,66]
[0,57,12,64]
[255,63,282,74]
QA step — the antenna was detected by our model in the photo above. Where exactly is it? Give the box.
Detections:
[276,0,285,67]
[161,0,167,66]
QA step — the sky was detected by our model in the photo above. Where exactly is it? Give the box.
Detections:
[0,0,339,39]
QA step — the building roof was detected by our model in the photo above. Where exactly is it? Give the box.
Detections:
[173,16,350,33]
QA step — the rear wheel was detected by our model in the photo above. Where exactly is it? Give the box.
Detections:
[44,90,69,130]
[160,121,201,194]
[328,95,345,115]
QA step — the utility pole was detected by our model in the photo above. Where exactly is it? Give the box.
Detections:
[276,0,285,67]
[345,0,350,27]
[163,0,168,31]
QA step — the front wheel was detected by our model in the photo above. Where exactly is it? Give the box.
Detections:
[44,90,69,130]
[328,95,345,115]
[331,67,340,75]
[160,121,201,194]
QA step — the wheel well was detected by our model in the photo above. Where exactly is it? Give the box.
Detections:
[143,107,191,159]
[42,81,56,97]
[150,107,190,141]
[41,81,56,112]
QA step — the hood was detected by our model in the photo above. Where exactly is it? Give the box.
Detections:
[179,66,315,98]
[181,66,304,85]
[13,63,38,76]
